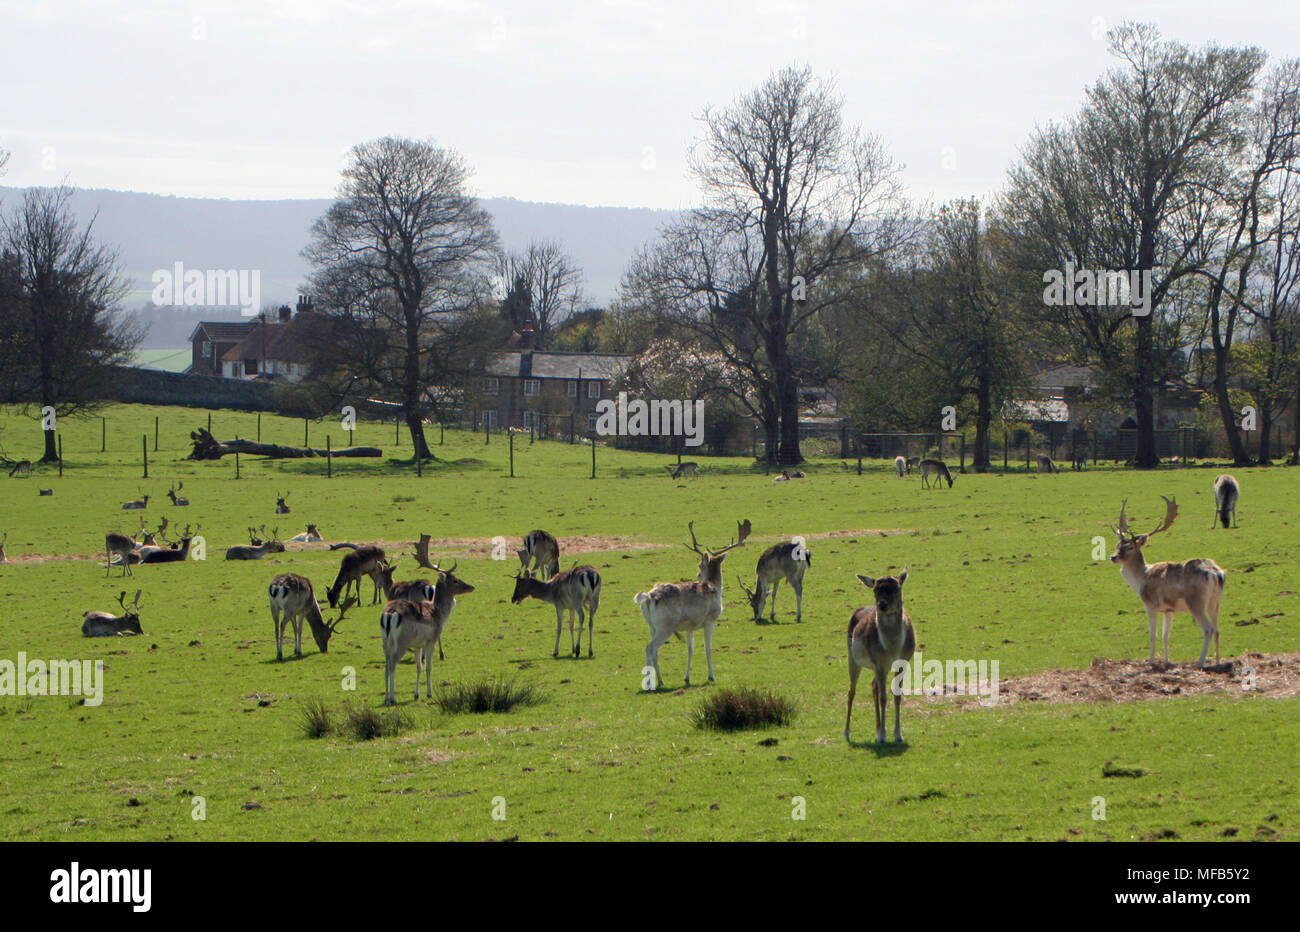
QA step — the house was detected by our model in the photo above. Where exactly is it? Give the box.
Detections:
[188,320,256,376]
[479,347,632,431]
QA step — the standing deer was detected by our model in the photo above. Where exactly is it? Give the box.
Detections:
[906,456,920,473]
[1111,496,1225,668]
[0,532,8,563]
[517,530,560,580]
[511,565,602,658]
[225,527,285,560]
[371,560,446,657]
[167,481,189,506]
[738,538,811,623]
[275,491,291,514]
[122,489,150,509]
[845,569,916,744]
[1212,474,1239,529]
[894,456,906,478]
[106,530,138,576]
[381,562,476,704]
[327,543,387,606]
[8,460,32,478]
[268,573,354,660]
[83,590,144,637]
[919,459,953,489]
[634,519,749,689]
[667,462,699,479]
[1036,455,1060,474]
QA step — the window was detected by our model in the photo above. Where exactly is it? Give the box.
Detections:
[244,358,258,375]
[523,411,534,429]
[587,412,599,433]
[567,380,578,398]
[587,381,601,399]
[482,377,499,395]
[201,341,212,358]
[485,410,497,428]
[524,379,540,396]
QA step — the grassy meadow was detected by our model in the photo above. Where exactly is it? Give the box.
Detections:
[0,403,1296,841]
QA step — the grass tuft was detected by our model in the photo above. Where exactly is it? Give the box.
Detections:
[297,698,332,738]
[693,687,795,731]
[435,678,544,713]
[343,702,411,741]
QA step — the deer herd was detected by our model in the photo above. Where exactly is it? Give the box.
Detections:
[70,464,1248,744]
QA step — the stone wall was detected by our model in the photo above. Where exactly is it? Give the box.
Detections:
[109,366,277,411]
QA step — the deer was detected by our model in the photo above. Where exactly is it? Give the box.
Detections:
[268,573,355,660]
[288,524,323,543]
[225,527,285,560]
[7,460,32,478]
[738,538,811,623]
[919,459,953,489]
[667,461,699,479]
[122,489,150,509]
[381,561,476,704]
[140,524,199,563]
[275,491,291,514]
[906,456,920,473]
[167,481,189,506]
[634,519,749,689]
[105,530,139,577]
[894,455,906,478]
[1111,496,1225,669]
[511,565,602,658]
[327,543,387,606]
[845,569,916,744]
[0,532,7,563]
[83,590,144,637]
[517,530,560,580]
[772,469,806,481]
[1212,474,1239,529]
[1036,455,1060,474]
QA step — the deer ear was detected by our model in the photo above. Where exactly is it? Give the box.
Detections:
[856,574,875,588]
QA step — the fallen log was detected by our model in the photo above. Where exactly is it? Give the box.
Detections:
[187,427,382,460]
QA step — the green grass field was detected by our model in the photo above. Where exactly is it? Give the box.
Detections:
[0,404,1295,841]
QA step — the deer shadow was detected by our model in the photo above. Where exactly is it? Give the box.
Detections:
[845,738,910,757]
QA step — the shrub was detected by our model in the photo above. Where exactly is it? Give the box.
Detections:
[297,698,332,738]
[435,678,544,714]
[343,701,411,741]
[693,687,796,731]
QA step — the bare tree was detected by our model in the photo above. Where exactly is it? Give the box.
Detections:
[303,137,499,459]
[0,185,139,461]
[495,240,584,347]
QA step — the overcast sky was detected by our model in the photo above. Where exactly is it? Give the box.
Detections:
[4,0,1299,210]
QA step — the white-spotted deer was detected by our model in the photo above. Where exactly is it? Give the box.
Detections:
[167,481,189,506]
[845,569,916,744]
[919,459,953,489]
[1212,474,1239,529]
[738,538,810,623]
[327,543,388,605]
[634,519,749,688]
[83,590,144,637]
[380,561,475,704]
[511,565,602,658]
[517,530,559,580]
[268,573,354,660]
[1111,497,1225,668]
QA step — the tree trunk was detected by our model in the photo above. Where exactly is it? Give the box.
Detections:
[1259,401,1273,465]
[406,411,431,461]
[776,375,802,466]
[41,427,57,463]
[1211,349,1253,466]
[187,428,381,460]
[1133,314,1158,468]
[973,376,992,471]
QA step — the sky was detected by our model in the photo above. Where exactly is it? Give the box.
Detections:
[3,0,1299,210]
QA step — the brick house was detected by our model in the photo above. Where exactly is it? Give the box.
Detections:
[479,349,631,430]
[188,320,256,376]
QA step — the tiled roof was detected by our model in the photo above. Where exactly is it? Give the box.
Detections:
[188,321,257,343]
[486,351,631,381]
[221,323,310,364]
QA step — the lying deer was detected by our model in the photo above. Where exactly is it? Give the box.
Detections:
[167,481,189,506]
[275,491,291,514]
[517,529,559,580]
[381,562,475,704]
[1112,496,1225,668]
[225,527,285,560]
[83,590,144,637]
[845,569,915,744]
[288,524,323,543]
[122,489,150,509]
[140,524,199,563]
[1212,474,1239,529]
[738,538,810,623]
[268,573,354,660]
[512,565,602,658]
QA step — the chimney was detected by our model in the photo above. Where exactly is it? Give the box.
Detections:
[278,304,291,323]
[519,320,535,351]
[296,294,312,316]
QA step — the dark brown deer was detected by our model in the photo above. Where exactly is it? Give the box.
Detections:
[167,481,189,506]
[327,543,387,606]
[275,491,291,514]
[517,529,559,579]
[225,526,286,560]
[140,524,199,563]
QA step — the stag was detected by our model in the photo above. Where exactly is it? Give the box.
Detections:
[83,590,144,637]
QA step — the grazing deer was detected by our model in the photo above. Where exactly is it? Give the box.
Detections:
[894,456,906,478]
[140,524,199,563]
[83,590,144,637]
[122,489,149,509]
[738,538,811,623]
[634,519,749,688]
[667,461,699,479]
[225,526,285,560]
[906,456,920,473]
[919,459,953,489]
[327,543,387,606]
[1212,474,1239,529]
[381,562,476,704]
[511,565,602,658]
[1111,497,1225,668]
[845,569,916,744]
[167,481,189,506]
[288,524,322,543]
[105,530,139,577]
[8,460,32,478]
[1036,455,1060,474]
[517,530,560,580]
[268,573,354,660]
[275,491,291,514]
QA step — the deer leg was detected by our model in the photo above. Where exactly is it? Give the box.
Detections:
[425,645,436,698]
[893,681,904,743]
[704,623,715,683]
[294,615,304,658]
[684,631,695,686]
[272,606,283,661]
[572,606,583,657]
[1163,612,1173,664]
[645,632,670,690]
[794,577,803,623]
[872,673,886,744]
[553,606,563,658]
[844,658,861,740]
[768,579,780,621]
[586,596,596,658]
[1144,605,1159,663]
[384,651,397,705]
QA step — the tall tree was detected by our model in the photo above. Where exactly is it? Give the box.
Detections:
[0,185,139,461]
[624,66,909,464]
[495,240,584,347]
[304,137,499,459]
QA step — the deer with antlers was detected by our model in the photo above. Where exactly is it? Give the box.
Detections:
[268,573,354,660]
[517,530,560,580]
[512,564,602,658]
[381,560,476,704]
[275,491,291,514]
[738,537,811,623]
[845,569,916,744]
[1111,496,1225,669]
[225,526,285,560]
[122,488,150,509]
[1212,474,1239,529]
[83,590,144,637]
[167,481,189,506]
[139,524,200,563]
[327,543,388,606]
[634,519,749,689]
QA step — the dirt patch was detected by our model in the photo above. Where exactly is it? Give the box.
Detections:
[0,553,101,564]
[359,535,668,557]
[987,651,1300,704]
[801,528,907,539]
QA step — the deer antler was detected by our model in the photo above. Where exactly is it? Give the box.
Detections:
[116,590,128,611]
[132,590,142,608]
[156,515,170,542]
[328,595,358,632]
[1149,495,1178,536]
[411,533,437,570]
[1111,499,1130,538]
[685,521,704,556]
[271,526,279,542]
[712,519,752,556]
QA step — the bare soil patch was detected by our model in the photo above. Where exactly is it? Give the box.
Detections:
[360,535,668,556]
[801,528,907,539]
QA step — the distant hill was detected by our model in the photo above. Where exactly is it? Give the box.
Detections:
[0,187,678,349]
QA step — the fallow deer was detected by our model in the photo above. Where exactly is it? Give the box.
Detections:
[275,491,291,514]
[380,562,476,704]
[225,527,285,560]
[634,519,749,689]
[919,459,953,489]
[7,460,32,478]
[83,590,144,637]
[268,573,354,660]
[845,569,916,744]
[511,565,602,658]
[738,538,811,623]
[167,481,189,506]
[140,524,199,563]
[1212,474,1239,529]
[517,530,559,580]
[122,489,150,509]
[906,456,920,473]
[327,543,387,606]
[105,530,139,577]
[894,456,906,478]
[1036,455,1060,474]
[0,532,8,563]
[1111,497,1225,668]
[667,461,699,479]
[288,524,322,543]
